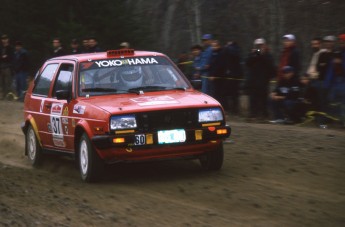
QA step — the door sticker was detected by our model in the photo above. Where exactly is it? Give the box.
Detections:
[73,105,86,114]
[50,103,65,147]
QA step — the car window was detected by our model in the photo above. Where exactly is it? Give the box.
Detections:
[78,56,190,96]
[52,64,74,97]
[33,64,59,97]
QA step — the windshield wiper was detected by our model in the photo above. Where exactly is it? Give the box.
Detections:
[128,86,186,92]
[82,87,117,92]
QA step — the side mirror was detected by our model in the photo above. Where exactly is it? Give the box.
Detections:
[190,79,202,90]
[56,90,70,102]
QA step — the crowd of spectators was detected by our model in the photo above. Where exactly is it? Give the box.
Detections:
[0,35,129,101]
[178,33,345,128]
[1,32,344,128]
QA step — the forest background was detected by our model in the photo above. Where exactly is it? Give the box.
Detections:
[1,0,345,75]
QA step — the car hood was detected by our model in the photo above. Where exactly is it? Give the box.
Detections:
[78,90,220,114]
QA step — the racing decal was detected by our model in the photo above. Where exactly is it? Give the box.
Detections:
[131,95,179,106]
[73,105,86,114]
[94,58,158,68]
[53,137,65,147]
[40,99,45,113]
[51,103,63,115]
[61,117,68,125]
[47,123,52,133]
[81,62,94,69]
[50,103,65,147]
[64,125,69,135]
[63,107,69,116]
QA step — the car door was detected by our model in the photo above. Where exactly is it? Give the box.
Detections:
[30,63,59,148]
[46,62,75,152]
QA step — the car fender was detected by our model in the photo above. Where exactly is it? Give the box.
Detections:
[22,115,42,154]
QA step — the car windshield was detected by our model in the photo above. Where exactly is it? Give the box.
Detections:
[78,56,190,96]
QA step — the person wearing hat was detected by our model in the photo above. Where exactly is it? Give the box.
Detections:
[0,34,15,100]
[119,42,130,49]
[277,34,301,82]
[317,35,337,81]
[245,38,276,120]
[13,41,30,101]
[269,65,302,124]
[200,34,214,95]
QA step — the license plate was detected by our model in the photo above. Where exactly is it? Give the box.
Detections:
[158,129,186,144]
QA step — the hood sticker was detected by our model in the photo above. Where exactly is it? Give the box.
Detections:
[131,95,178,106]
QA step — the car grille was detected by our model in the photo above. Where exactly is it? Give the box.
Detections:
[136,108,199,132]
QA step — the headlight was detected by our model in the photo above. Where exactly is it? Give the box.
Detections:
[198,108,223,122]
[110,115,137,130]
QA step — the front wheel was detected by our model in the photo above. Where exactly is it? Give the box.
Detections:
[199,143,224,171]
[26,125,43,167]
[79,133,104,182]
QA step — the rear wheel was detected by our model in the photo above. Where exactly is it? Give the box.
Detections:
[199,143,224,171]
[26,125,43,166]
[79,133,104,182]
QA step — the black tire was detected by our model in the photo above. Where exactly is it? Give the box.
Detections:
[26,125,43,167]
[199,143,224,171]
[78,133,104,182]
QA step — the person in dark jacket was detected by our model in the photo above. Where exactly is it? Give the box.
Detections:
[51,37,65,58]
[209,40,227,101]
[277,34,301,82]
[13,41,29,101]
[269,66,302,124]
[88,37,102,53]
[223,41,243,115]
[245,38,276,119]
[0,34,14,99]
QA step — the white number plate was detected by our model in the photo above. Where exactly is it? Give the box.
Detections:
[158,129,186,144]
[134,134,146,145]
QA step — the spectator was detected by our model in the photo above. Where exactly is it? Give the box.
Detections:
[317,36,336,81]
[245,38,276,120]
[223,41,243,115]
[0,34,14,100]
[278,34,301,82]
[269,66,302,124]
[51,37,65,58]
[312,35,337,126]
[120,42,130,49]
[13,41,29,101]
[190,44,203,80]
[325,51,345,124]
[81,37,90,53]
[88,37,102,53]
[209,40,227,100]
[70,38,81,54]
[306,37,325,79]
[200,34,213,95]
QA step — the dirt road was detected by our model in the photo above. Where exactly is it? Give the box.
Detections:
[0,101,344,226]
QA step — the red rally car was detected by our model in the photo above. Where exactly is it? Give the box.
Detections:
[22,49,231,182]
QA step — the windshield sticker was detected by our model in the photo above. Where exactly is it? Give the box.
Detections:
[131,95,179,106]
[94,58,159,68]
[73,105,86,114]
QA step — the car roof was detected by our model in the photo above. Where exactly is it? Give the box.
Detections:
[49,50,166,62]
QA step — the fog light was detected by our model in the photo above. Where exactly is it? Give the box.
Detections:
[217,129,227,135]
[113,138,125,143]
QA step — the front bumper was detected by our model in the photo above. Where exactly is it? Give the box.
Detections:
[91,125,231,149]
[91,125,231,162]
